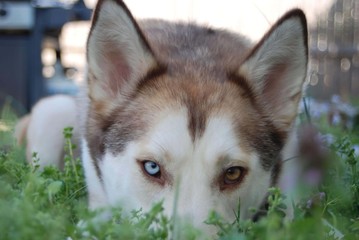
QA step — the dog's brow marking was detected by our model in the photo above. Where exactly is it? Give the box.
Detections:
[186,102,207,142]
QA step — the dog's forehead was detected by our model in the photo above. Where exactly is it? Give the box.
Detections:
[135,71,256,136]
[133,77,258,156]
[103,72,283,173]
[138,107,251,164]
[106,75,261,156]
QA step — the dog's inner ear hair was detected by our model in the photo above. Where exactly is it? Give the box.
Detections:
[86,0,160,106]
[237,9,308,132]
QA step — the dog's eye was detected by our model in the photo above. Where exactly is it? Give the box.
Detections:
[143,161,161,178]
[223,166,244,185]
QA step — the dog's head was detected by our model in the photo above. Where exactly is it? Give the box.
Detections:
[83,0,308,229]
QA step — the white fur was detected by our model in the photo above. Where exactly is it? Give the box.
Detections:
[82,139,108,209]
[83,109,271,231]
[25,95,78,168]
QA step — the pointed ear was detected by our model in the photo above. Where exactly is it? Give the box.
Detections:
[238,9,308,130]
[86,0,160,110]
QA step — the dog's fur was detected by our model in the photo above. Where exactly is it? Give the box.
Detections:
[18,0,308,232]
[15,95,79,169]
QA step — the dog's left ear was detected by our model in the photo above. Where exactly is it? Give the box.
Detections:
[238,9,308,131]
[86,0,160,111]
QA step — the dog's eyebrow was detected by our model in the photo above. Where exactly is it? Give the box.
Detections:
[136,141,170,164]
[220,157,249,168]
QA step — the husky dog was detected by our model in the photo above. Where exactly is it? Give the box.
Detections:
[19,0,308,231]
[82,0,308,228]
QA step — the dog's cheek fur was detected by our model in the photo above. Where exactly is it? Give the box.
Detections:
[82,139,108,209]
[97,111,272,224]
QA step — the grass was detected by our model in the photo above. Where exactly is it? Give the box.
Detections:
[0,101,359,239]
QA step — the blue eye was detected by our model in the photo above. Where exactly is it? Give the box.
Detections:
[143,161,161,177]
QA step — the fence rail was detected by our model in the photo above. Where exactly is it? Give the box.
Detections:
[308,0,359,100]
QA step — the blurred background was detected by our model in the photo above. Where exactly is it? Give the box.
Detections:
[0,0,358,115]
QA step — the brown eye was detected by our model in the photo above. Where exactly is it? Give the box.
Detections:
[224,166,245,185]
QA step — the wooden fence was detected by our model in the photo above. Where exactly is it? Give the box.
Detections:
[308,0,359,100]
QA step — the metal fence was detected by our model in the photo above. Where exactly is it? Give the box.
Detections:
[308,0,359,100]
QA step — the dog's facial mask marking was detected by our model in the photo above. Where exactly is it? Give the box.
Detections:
[83,0,308,229]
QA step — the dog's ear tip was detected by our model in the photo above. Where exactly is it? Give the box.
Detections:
[272,8,309,55]
[278,9,308,35]
[280,9,307,23]
[284,8,309,52]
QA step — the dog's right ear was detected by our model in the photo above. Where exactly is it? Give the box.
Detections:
[237,10,308,131]
[87,0,159,111]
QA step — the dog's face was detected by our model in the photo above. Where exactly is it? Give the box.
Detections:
[82,0,308,229]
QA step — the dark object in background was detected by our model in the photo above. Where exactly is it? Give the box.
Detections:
[297,123,330,188]
[0,0,91,112]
